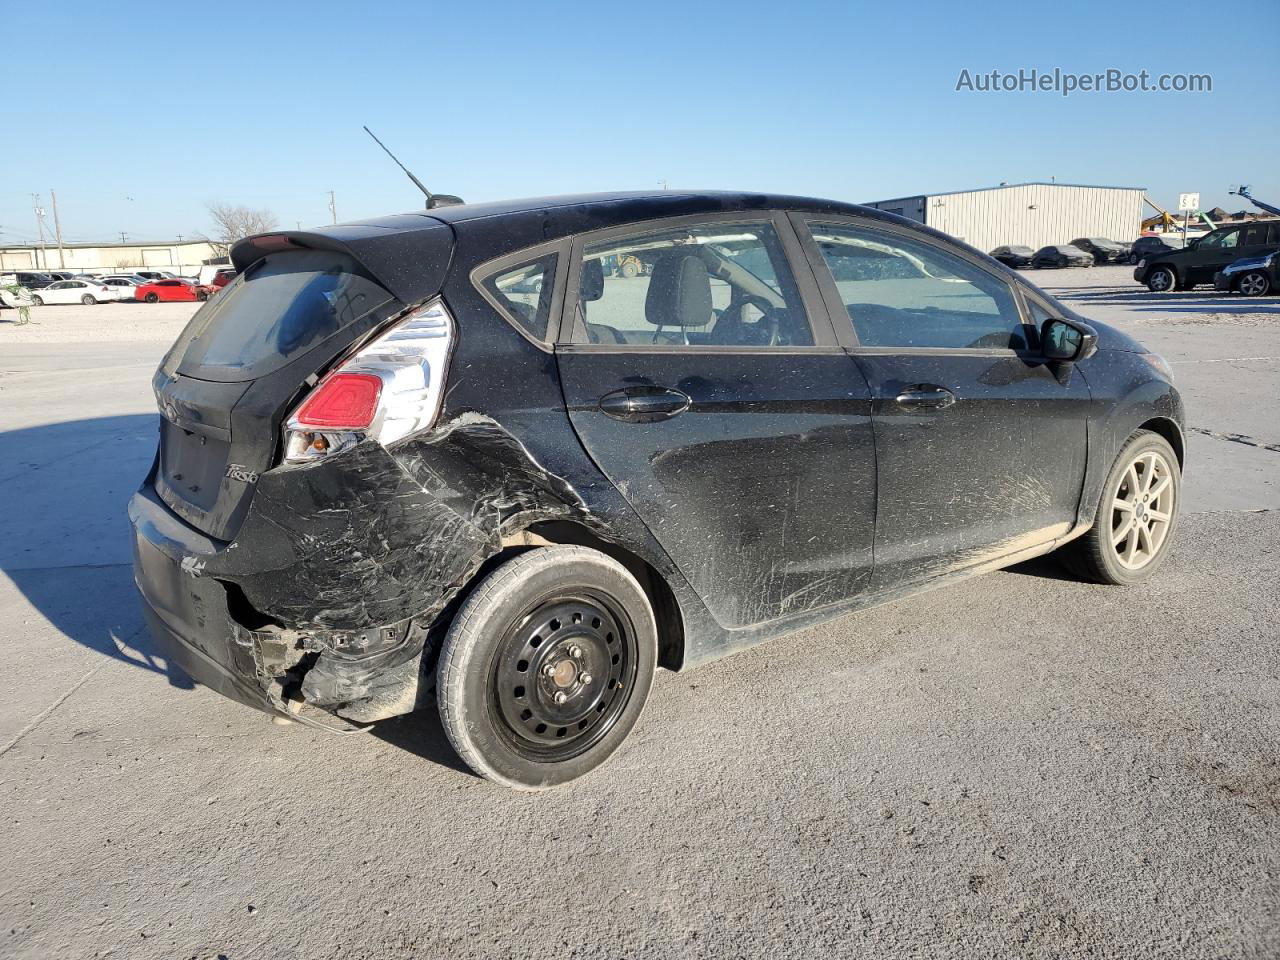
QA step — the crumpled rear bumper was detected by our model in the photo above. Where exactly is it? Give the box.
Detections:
[131,490,281,717]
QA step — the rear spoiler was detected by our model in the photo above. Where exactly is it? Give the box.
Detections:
[231,213,454,305]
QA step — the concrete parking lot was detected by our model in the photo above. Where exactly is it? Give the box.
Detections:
[1,267,1277,959]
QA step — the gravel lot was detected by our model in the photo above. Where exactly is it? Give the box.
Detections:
[1,266,1277,959]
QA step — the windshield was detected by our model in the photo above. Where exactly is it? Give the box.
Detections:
[165,249,395,382]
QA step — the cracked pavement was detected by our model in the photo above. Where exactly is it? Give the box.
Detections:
[1,269,1277,959]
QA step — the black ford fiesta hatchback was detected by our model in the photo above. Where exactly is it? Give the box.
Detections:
[130,191,1184,788]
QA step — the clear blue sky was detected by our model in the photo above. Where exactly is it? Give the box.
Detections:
[4,0,1277,244]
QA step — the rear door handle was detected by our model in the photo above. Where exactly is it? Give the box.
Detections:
[894,386,956,410]
[598,386,691,422]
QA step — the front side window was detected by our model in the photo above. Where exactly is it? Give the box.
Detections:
[572,219,812,347]
[808,222,1028,350]
[478,253,557,342]
[1201,229,1239,250]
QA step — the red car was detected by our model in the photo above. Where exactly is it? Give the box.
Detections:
[136,279,214,303]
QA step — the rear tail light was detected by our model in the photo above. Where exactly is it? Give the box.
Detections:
[284,299,454,464]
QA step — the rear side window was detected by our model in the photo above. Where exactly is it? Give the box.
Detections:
[808,222,1028,350]
[573,219,813,347]
[478,254,558,342]
[166,249,394,382]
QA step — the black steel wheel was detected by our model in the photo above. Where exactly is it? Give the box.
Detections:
[144,292,159,303]
[490,592,637,762]
[438,546,658,789]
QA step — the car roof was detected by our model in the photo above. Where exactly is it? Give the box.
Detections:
[231,190,930,303]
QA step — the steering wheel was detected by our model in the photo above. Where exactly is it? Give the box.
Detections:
[735,295,785,346]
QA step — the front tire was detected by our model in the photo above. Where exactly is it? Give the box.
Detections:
[144,292,159,303]
[1146,266,1176,292]
[437,546,658,789]
[81,294,96,305]
[1061,430,1181,585]
[31,295,44,306]
[1239,271,1271,297]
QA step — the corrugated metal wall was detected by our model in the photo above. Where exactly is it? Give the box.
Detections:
[920,184,1145,253]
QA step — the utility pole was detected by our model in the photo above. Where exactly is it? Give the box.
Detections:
[119,232,128,244]
[50,190,66,268]
[328,190,337,224]
[31,194,47,270]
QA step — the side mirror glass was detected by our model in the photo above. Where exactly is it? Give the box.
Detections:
[1041,318,1097,362]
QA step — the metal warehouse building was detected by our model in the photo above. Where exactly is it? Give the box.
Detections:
[862,182,1146,254]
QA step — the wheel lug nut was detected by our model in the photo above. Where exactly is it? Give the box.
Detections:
[542,663,556,678]
[580,672,593,685]
[569,645,583,659]
[553,691,568,705]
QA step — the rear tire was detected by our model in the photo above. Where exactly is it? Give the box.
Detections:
[437,546,658,790]
[144,292,159,303]
[1146,266,1176,292]
[81,294,96,305]
[1239,271,1271,297]
[31,295,44,306]
[1060,430,1180,585]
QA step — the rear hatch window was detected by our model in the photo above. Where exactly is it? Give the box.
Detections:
[166,249,394,382]
[153,249,398,540]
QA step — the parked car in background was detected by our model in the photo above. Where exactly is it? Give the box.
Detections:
[2,271,56,289]
[211,268,236,289]
[46,271,75,281]
[136,278,213,303]
[1070,237,1129,264]
[1031,245,1093,268]
[29,278,122,305]
[197,265,236,287]
[1214,251,1277,297]
[1134,219,1280,291]
[988,245,1035,268]
[130,190,1185,789]
[1128,236,1179,265]
[100,276,146,299]
[134,270,178,281]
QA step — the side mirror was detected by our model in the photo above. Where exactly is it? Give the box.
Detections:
[1041,317,1098,362]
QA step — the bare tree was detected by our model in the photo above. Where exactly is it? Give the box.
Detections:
[199,202,278,257]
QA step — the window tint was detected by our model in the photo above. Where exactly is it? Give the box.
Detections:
[573,219,811,347]
[809,222,1028,349]
[167,249,394,383]
[479,253,557,342]
[1268,224,1280,245]
[1241,224,1268,246]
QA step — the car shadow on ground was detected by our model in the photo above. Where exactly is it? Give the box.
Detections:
[0,414,195,690]
[0,414,480,773]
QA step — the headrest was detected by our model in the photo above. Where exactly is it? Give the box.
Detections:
[580,258,604,302]
[644,253,712,328]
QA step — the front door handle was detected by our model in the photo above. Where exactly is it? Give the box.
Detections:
[894,386,956,410]
[598,386,691,423]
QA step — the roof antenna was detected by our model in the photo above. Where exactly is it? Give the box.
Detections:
[362,126,463,208]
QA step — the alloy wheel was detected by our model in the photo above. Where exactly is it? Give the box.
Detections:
[1239,272,1270,297]
[490,592,638,762]
[1109,450,1175,570]
[1148,268,1174,292]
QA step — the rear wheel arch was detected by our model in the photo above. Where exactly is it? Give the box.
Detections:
[502,520,686,672]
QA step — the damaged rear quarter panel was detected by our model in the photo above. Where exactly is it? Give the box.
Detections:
[214,413,587,632]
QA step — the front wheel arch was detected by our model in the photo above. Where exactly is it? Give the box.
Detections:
[1138,416,1185,470]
